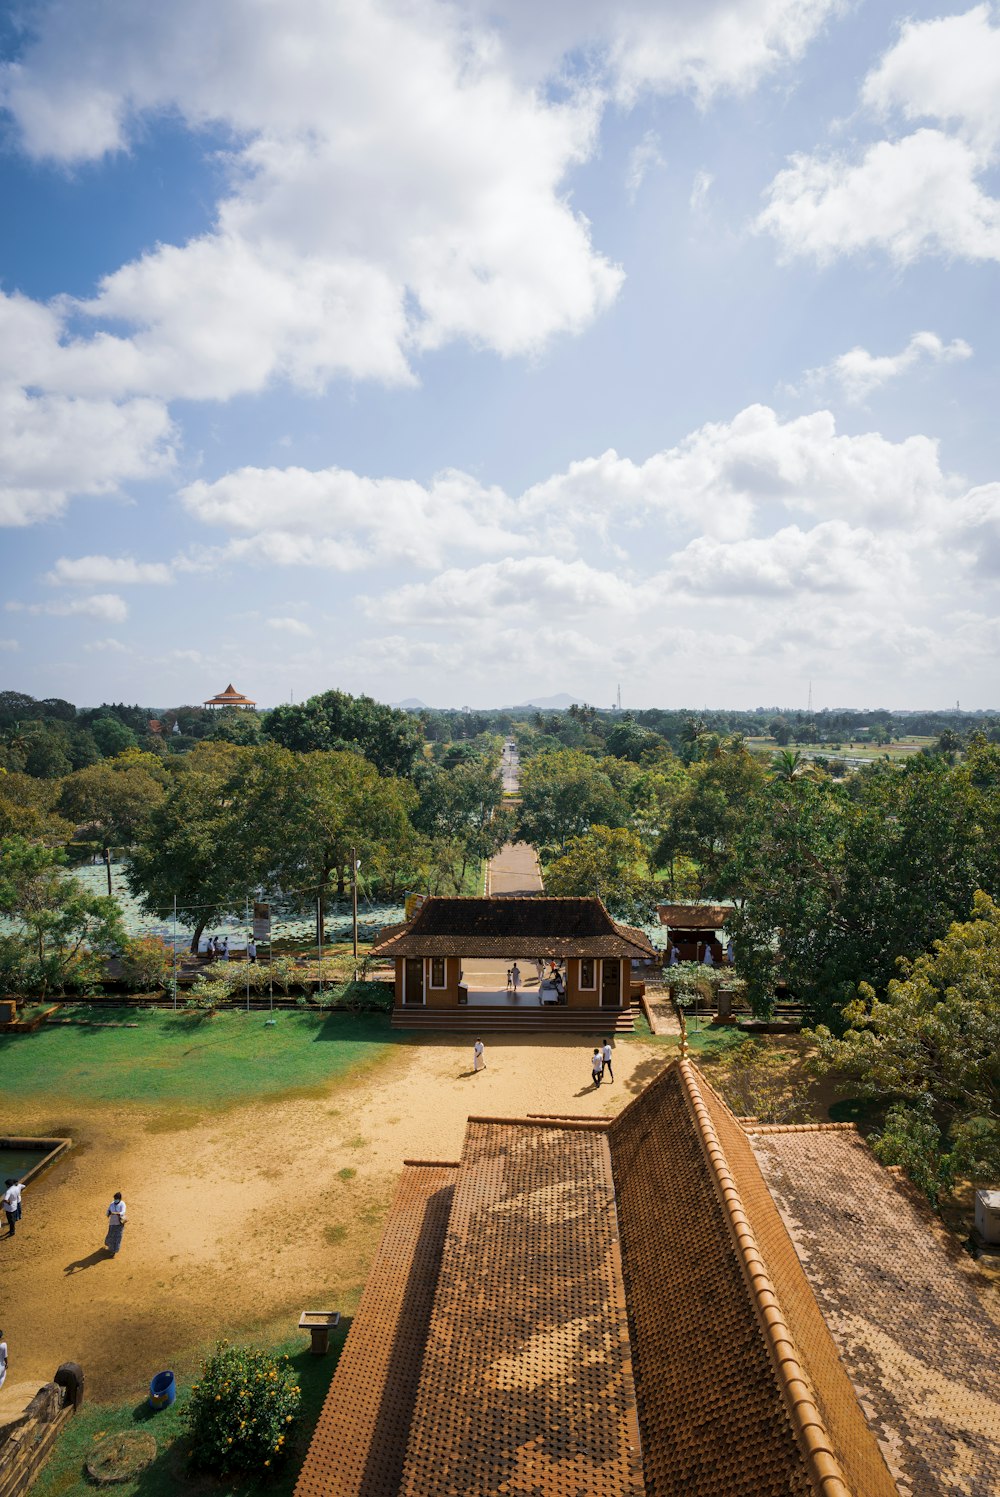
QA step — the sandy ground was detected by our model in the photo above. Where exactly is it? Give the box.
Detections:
[0,1030,667,1415]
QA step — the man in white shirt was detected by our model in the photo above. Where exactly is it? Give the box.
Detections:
[105,1192,127,1256]
[3,1178,23,1237]
[473,1039,485,1072]
[0,1330,8,1391]
[601,1039,614,1083]
[247,938,257,963]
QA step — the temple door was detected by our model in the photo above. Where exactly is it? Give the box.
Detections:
[404,958,424,1004]
[601,959,621,1007]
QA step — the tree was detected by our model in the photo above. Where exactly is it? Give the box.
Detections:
[262,690,423,776]
[655,743,766,897]
[544,826,650,918]
[0,772,73,843]
[124,743,247,952]
[91,716,139,758]
[58,758,166,893]
[769,749,817,782]
[813,892,1000,1203]
[517,749,628,857]
[768,716,792,746]
[413,746,510,882]
[605,720,663,763]
[232,746,415,937]
[0,837,126,996]
[727,755,1000,1021]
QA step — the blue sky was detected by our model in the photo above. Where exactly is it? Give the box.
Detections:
[1,0,999,710]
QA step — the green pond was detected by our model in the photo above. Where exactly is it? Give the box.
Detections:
[0,1143,56,1180]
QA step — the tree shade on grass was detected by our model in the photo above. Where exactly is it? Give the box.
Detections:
[0,1008,393,1109]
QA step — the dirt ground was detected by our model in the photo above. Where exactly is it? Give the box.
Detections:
[0,1031,667,1415]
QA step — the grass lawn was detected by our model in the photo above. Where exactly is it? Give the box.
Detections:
[30,1328,346,1497]
[0,1007,394,1110]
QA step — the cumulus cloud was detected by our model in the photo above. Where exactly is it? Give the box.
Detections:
[83,637,130,653]
[666,521,890,596]
[800,331,973,402]
[267,616,313,637]
[758,7,1000,265]
[6,593,129,622]
[625,131,666,202]
[0,638,19,652]
[369,557,636,625]
[46,554,173,585]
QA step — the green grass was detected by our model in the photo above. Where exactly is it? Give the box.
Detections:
[30,1330,345,1497]
[0,1008,393,1110]
[625,1011,746,1057]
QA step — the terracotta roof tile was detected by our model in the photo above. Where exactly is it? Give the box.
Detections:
[293,1163,457,1497]
[371,896,657,959]
[398,1122,644,1497]
[751,1126,1000,1496]
[607,1064,824,1497]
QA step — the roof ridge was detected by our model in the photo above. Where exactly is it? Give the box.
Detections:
[466,1114,610,1130]
[677,1059,853,1497]
[744,1122,860,1135]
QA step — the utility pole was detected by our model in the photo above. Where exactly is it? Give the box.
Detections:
[172,895,178,1010]
[245,895,250,1012]
[351,846,359,961]
[317,895,324,995]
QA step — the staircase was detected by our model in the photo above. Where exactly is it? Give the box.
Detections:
[391,1006,634,1035]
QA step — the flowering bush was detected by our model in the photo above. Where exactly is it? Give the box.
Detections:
[119,935,173,991]
[184,1342,301,1475]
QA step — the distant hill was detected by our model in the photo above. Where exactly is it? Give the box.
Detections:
[391,697,430,710]
[507,692,585,710]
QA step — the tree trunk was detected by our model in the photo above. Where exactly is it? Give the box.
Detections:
[337,866,346,897]
[104,844,113,896]
[190,918,206,956]
[317,883,327,945]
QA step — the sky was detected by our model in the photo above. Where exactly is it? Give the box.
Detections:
[1,0,999,712]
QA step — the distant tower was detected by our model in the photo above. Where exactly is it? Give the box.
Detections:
[807,680,813,715]
[617,683,622,711]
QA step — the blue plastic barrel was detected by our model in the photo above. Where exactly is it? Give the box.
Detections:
[148,1370,176,1410]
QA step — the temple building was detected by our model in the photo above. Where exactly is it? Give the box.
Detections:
[371,895,657,1033]
[202,683,257,710]
[295,1060,1000,1497]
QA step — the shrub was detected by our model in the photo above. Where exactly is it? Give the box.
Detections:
[184,1342,301,1476]
[120,935,173,990]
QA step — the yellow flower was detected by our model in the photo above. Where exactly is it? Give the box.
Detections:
[264,1460,270,1467]
[214,1395,221,1402]
[285,1415,293,1424]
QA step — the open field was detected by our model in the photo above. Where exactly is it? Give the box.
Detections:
[747,734,938,763]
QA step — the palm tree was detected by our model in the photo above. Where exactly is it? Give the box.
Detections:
[769,748,817,782]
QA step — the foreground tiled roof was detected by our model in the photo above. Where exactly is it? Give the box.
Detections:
[296,1061,1000,1496]
[371,895,657,959]
[400,1120,644,1496]
[750,1125,1000,1496]
[294,1162,458,1497]
[607,1064,895,1497]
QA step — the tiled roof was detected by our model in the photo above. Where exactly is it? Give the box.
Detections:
[296,1060,999,1496]
[657,904,733,929]
[371,895,657,958]
[750,1125,1000,1496]
[399,1120,644,1497]
[608,1063,865,1497]
[293,1163,457,1497]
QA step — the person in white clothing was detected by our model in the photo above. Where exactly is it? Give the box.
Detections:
[221,937,229,961]
[247,938,257,963]
[473,1039,486,1073]
[511,963,521,991]
[668,944,680,966]
[703,945,714,966]
[105,1192,127,1256]
[3,1178,22,1237]
[0,1332,8,1391]
[601,1039,614,1083]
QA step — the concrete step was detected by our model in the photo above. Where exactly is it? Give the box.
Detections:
[391,1007,634,1034]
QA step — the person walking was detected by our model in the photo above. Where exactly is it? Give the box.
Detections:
[591,1047,604,1087]
[105,1192,127,1256]
[221,936,229,961]
[247,937,257,964]
[0,1331,7,1392]
[601,1038,614,1083]
[2,1178,22,1237]
[511,962,521,992]
[505,968,514,993]
[668,944,680,966]
[473,1038,486,1073]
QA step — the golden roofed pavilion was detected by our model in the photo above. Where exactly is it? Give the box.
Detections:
[203,683,256,709]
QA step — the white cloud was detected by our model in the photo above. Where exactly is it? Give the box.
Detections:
[1,0,622,400]
[267,616,313,637]
[6,593,129,622]
[689,169,714,212]
[46,554,173,585]
[83,637,130,653]
[666,521,890,596]
[369,557,635,625]
[468,0,841,104]
[182,405,956,582]
[758,7,1000,265]
[800,331,973,402]
[626,131,666,202]
[0,638,19,652]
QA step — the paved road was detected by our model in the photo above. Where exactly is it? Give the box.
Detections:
[501,738,519,794]
[487,841,543,896]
